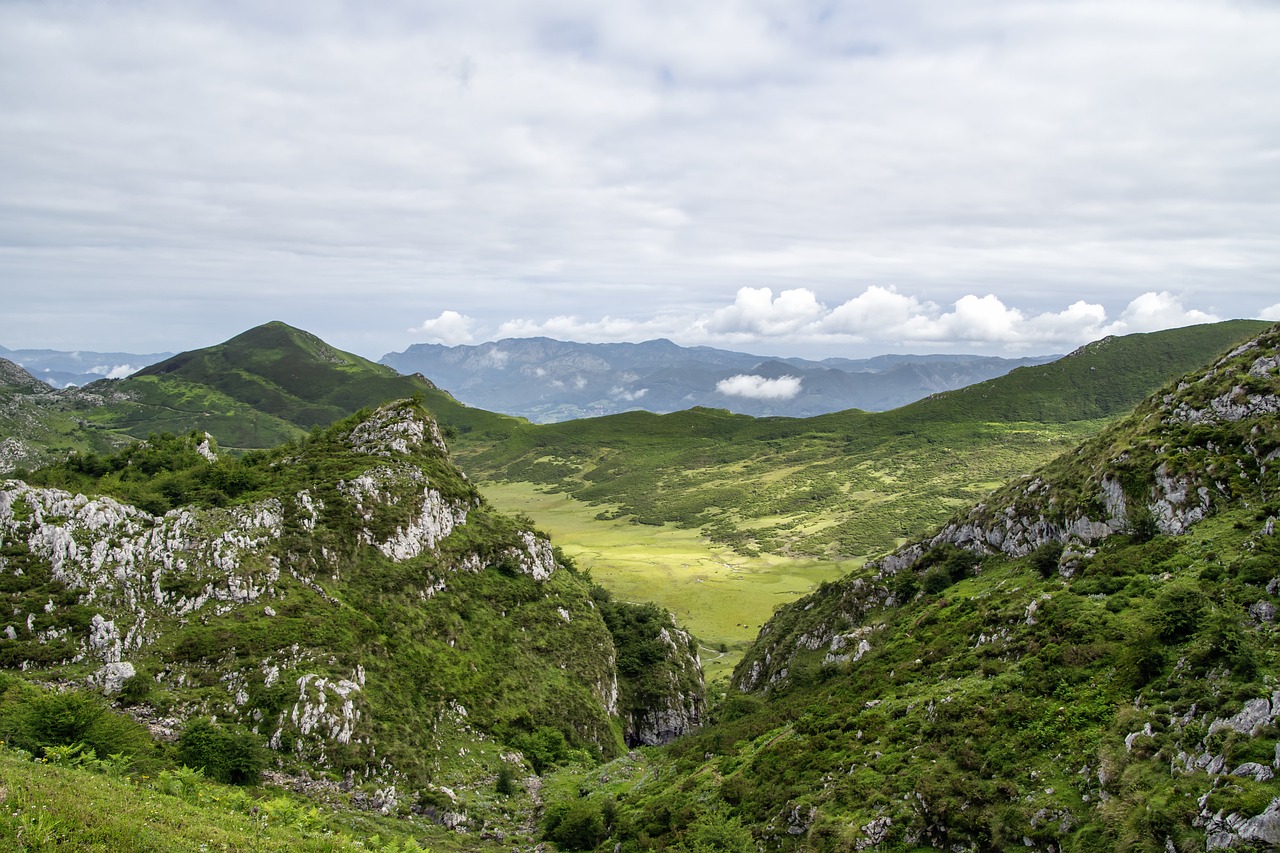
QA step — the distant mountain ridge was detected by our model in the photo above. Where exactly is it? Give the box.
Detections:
[0,346,172,388]
[0,322,518,473]
[380,337,1058,421]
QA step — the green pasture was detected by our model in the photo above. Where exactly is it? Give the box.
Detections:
[481,481,853,682]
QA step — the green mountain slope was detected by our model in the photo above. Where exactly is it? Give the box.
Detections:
[456,320,1272,558]
[1,356,132,472]
[0,322,522,471]
[102,321,519,447]
[1,400,705,845]
[543,323,1280,851]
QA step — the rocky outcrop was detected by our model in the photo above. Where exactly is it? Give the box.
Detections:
[863,327,1280,579]
[621,620,706,747]
[0,400,602,776]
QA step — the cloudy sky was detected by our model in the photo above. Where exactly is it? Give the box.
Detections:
[2,0,1278,361]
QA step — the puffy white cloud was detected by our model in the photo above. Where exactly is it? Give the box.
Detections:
[716,374,802,401]
[1024,301,1109,343]
[897,294,1027,344]
[495,314,674,343]
[482,286,1222,356]
[821,286,930,337]
[700,288,827,336]
[1261,303,1280,322]
[1102,292,1220,336]
[410,311,476,345]
[87,363,140,379]
[611,386,648,401]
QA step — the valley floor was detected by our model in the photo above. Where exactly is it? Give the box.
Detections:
[480,481,852,682]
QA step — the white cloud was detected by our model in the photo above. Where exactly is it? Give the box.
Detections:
[611,386,648,401]
[897,294,1027,344]
[85,363,140,378]
[821,286,930,337]
[702,288,826,336]
[1261,303,1280,322]
[716,374,802,401]
[480,286,1224,357]
[410,311,476,345]
[105,364,139,379]
[1101,292,1220,336]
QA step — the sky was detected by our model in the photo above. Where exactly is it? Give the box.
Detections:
[2,0,1278,362]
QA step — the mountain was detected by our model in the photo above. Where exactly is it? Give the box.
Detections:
[0,400,704,845]
[454,320,1274,559]
[0,346,172,388]
[538,322,1280,851]
[380,337,1057,421]
[0,322,522,472]
[1,355,134,473]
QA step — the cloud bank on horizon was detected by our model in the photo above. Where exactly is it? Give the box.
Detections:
[1,1,1278,359]
[414,286,1229,353]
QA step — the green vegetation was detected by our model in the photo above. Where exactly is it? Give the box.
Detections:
[4,319,1278,850]
[542,509,1280,850]
[455,321,1269,559]
[1,397,718,850]
[1,322,521,471]
[0,674,495,850]
[89,323,520,450]
[480,481,849,682]
[531,321,1280,850]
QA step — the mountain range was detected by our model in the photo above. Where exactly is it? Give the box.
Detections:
[0,344,172,389]
[380,338,1058,421]
[1,317,1278,850]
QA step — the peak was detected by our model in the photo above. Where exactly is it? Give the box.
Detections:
[226,321,317,346]
[344,399,449,457]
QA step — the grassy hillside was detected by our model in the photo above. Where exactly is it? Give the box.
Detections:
[455,321,1271,559]
[480,481,852,683]
[78,321,520,451]
[3,400,707,846]
[1,357,131,472]
[536,322,1280,851]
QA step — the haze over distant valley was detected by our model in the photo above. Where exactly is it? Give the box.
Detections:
[0,345,173,389]
[381,338,1058,421]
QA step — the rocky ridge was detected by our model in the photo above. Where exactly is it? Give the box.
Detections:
[737,324,1280,695]
[0,399,703,811]
[624,619,705,747]
[713,325,1280,850]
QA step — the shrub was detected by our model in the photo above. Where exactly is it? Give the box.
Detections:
[177,718,265,785]
[0,688,153,761]
[495,763,518,797]
[1150,582,1204,641]
[511,726,573,775]
[1030,542,1064,579]
[543,799,608,851]
[922,566,953,595]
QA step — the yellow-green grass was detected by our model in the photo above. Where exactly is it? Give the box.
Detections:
[0,746,531,852]
[481,482,851,682]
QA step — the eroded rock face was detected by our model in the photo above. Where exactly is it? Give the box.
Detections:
[347,399,450,457]
[864,328,1280,578]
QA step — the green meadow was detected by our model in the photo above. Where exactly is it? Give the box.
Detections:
[480,482,853,682]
